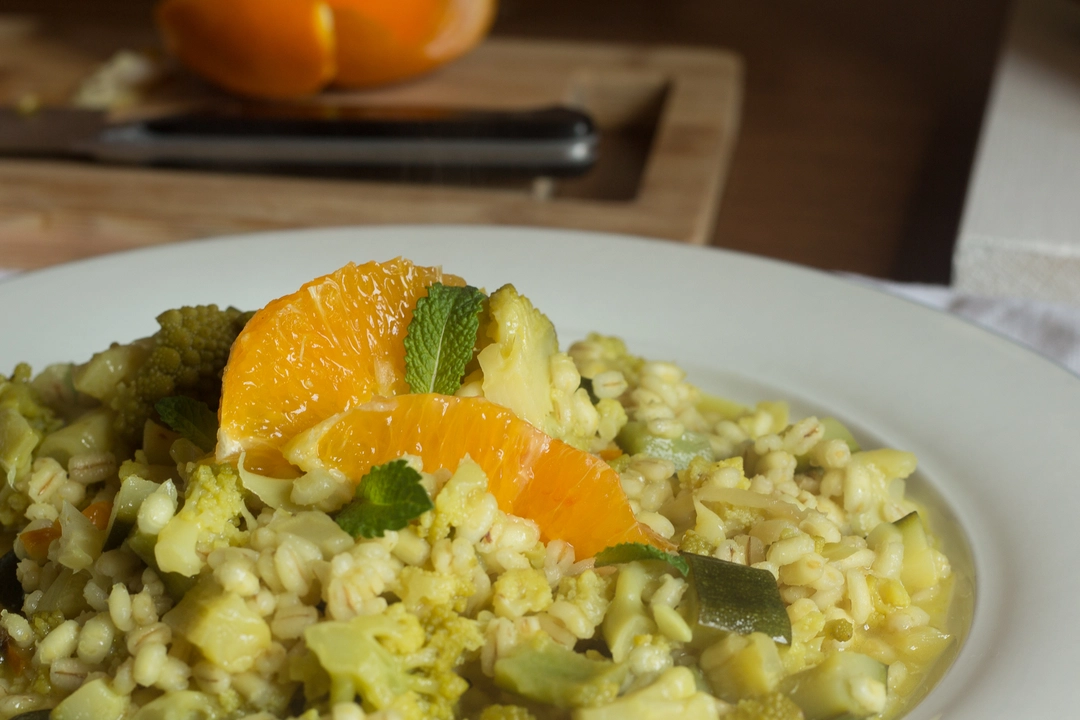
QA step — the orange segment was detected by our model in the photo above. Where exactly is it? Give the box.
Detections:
[331,0,497,87]
[217,259,463,473]
[286,393,673,558]
[156,0,337,98]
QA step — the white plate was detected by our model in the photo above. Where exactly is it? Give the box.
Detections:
[2,225,1076,718]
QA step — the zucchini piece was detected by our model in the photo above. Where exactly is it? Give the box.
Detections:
[781,652,888,720]
[682,553,792,645]
[895,512,938,591]
[616,421,715,470]
[494,633,627,708]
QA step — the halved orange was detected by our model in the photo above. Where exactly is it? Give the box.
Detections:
[217,259,463,474]
[156,0,337,99]
[286,393,673,558]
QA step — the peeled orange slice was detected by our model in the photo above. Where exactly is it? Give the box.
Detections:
[157,0,337,99]
[217,259,463,474]
[286,393,673,558]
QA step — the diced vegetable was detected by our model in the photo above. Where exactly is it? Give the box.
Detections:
[52,677,129,720]
[105,474,162,550]
[129,690,221,720]
[55,501,107,571]
[573,666,720,720]
[164,582,271,673]
[780,652,887,720]
[36,407,118,468]
[494,633,627,708]
[895,512,938,591]
[0,406,38,485]
[616,421,714,471]
[72,341,152,402]
[682,553,792,645]
[700,632,785,702]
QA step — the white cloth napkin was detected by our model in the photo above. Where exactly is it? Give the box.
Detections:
[847,275,1080,376]
[3,266,1078,375]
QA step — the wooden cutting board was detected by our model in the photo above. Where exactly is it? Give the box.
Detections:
[0,16,742,270]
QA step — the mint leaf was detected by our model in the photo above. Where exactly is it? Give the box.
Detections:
[404,283,486,395]
[594,542,689,576]
[154,396,217,452]
[335,459,434,538]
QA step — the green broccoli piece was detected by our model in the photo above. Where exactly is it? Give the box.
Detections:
[154,463,251,577]
[726,692,806,720]
[110,305,252,445]
[304,602,483,720]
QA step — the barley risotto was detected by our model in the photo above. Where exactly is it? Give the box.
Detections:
[0,259,967,720]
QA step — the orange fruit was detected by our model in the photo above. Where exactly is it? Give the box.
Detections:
[330,0,497,87]
[156,0,496,98]
[156,0,337,99]
[217,259,463,474]
[286,393,674,558]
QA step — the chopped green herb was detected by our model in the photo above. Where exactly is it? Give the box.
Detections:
[154,396,217,452]
[404,283,486,395]
[335,459,434,538]
[594,542,689,576]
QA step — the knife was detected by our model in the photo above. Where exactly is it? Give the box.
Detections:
[0,104,598,175]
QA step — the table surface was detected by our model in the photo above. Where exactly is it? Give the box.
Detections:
[0,0,1011,280]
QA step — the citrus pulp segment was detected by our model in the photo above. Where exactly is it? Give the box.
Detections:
[217,259,464,473]
[284,393,673,558]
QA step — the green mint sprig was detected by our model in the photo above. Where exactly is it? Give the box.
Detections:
[155,396,218,452]
[335,459,434,538]
[403,283,486,395]
[594,542,689,576]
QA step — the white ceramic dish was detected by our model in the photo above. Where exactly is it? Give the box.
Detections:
[2,225,1077,718]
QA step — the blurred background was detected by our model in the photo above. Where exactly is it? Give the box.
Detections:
[0,0,1035,284]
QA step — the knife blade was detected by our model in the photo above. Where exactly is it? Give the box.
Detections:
[0,104,598,175]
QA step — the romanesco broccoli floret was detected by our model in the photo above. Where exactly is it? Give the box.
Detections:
[110,305,252,444]
[304,602,483,720]
[726,692,805,720]
[155,463,251,576]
